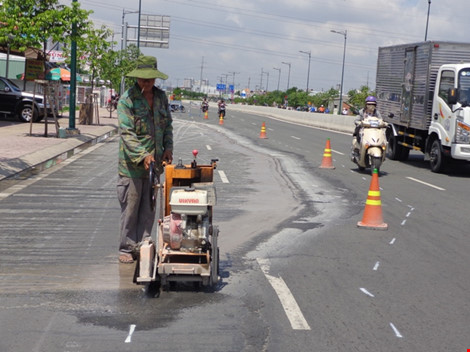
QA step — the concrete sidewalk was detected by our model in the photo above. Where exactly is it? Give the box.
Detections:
[0,107,119,182]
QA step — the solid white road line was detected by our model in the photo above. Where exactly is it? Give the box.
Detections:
[125,324,136,343]
[291,135,301,140]
[218,170,229,183]
[257,258,311,330]
[406,176,445,191]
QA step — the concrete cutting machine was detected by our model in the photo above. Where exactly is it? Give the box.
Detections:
[134,150,220,296]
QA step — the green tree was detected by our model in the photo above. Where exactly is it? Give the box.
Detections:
[74,25,114,93]
[347,85,374,114]
[0,0,92,75]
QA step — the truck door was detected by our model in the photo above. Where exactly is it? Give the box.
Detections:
[434,69,455,141]
[400,48,416,124]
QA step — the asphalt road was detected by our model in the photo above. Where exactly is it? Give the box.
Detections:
[1,105,470,351]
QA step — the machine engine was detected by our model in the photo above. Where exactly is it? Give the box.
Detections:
[162,185,216,252]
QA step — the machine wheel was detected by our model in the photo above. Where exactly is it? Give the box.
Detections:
[429,139,446,173]
[144,281,160,298]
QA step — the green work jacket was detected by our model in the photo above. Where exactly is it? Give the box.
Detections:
[117,83,173,178]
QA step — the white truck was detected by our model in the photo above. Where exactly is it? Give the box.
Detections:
[376,41,470,172]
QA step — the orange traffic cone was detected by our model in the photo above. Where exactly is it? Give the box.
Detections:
[219,114,224,125]
[357,169,388,230]
[259,122,267,139]
[319,138,335,169]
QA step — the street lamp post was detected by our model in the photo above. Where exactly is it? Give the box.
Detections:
[273,67,281,91]
[281,62,291,90]
[331,29,347,115]
[299,50,311,93]
[425,0,431,41]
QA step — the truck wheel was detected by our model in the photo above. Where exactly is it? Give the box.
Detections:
[387,136,400,160]
[387,136,409,161]
[18,104,38,123]
[399,147,410,161]
[429,139,446,173]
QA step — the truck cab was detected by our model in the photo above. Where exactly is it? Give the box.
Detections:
[432,64,470,163]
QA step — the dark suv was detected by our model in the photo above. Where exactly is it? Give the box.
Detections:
[0,76,49,122]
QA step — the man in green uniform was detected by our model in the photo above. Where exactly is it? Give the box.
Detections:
[116,56,173,263]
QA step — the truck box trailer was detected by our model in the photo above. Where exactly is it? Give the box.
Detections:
[376,41,470,172]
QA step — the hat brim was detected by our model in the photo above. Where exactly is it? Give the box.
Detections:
[126,68,168,80]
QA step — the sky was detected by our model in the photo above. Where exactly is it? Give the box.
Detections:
[59,0,470,93]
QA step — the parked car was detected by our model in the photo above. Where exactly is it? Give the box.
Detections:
[0,76,55,122]
[169,100,186,113]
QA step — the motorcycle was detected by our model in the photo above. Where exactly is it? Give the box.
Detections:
[351,114,388,175]
[106,95,119,112]
[218,103,226,119]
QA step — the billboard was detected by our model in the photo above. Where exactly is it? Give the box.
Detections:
[127,14,170,49]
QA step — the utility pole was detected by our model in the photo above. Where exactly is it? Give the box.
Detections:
[221,73,229,95]
[229,71,239,90]
[200,56,204,93]
[299,50,311,93]
[273,67,281,91]
[264,71,270,93]
[260,68,264,92]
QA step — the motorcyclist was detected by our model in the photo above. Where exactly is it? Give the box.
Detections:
[201,97,209,112]
[352,95,382,156]
[218,99,226,118]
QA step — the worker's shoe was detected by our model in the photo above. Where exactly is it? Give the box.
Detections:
[118,252,134,264]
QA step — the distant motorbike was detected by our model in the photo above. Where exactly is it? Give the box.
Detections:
[351,114,388,175]
[106,95,119,112]
[218,103,226,119]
